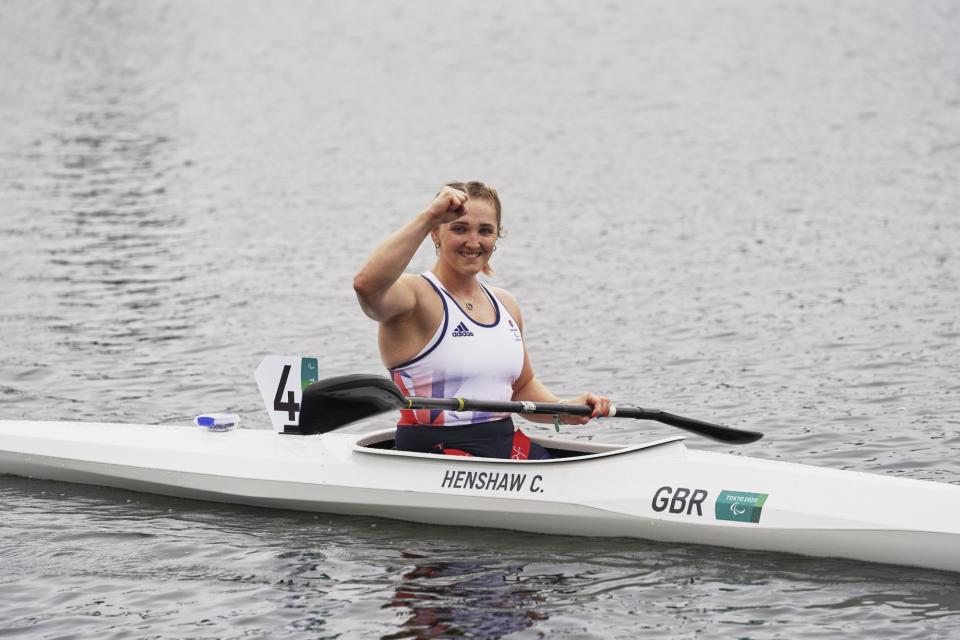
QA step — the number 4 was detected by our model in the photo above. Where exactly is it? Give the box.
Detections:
[273,364,299,424]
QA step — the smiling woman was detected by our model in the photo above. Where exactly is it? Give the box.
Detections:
[352,182,612,460]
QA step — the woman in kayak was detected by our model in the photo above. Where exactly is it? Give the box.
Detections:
[353,181,611,459]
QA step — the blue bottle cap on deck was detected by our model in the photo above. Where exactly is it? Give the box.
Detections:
[194,413,240,431]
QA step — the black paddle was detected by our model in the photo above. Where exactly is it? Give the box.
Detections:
[295,374,763,444]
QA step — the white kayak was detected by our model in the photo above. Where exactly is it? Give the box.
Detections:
[1,417,959,574]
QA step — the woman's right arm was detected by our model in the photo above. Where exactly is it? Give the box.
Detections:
[353,187,467,322]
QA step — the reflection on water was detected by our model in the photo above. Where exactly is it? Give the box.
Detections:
[383,552,546,640]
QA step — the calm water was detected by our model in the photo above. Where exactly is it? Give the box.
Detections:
[2,0,960,637]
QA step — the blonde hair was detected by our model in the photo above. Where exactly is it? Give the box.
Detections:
[443,181,504,276]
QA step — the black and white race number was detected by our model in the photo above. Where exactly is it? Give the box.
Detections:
[254,356,319,431]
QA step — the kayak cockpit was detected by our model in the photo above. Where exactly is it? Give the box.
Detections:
[352,428,687,463]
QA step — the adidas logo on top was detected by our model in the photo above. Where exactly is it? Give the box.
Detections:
[451,321,474,337]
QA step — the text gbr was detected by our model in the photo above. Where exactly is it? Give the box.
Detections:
[651,485,708,516]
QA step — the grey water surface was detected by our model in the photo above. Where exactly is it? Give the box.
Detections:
[1,0,959,638]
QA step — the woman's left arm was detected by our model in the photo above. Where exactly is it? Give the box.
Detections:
[512,351,610,424]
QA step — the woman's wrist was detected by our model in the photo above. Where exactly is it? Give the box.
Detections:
[415,208,444,232]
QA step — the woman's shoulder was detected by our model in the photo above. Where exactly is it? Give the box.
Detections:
[486,282,517,303]
[380,273,443,333]
[397,272,436,293]
[398,272,427,285]
[486,283,523,321]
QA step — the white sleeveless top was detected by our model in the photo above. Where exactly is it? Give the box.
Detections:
[389,271,525,426]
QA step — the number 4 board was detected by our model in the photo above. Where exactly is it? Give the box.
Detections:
[254,356,319,432]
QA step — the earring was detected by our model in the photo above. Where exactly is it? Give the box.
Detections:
[492,245,497,252]
[434,241,440,256]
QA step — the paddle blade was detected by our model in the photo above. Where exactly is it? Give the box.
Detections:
[613,406,763,444]
[297,374,406,434]
[655,412,763,444]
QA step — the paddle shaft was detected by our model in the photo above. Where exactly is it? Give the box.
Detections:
[409,396,592,417]
[406,396,763,444]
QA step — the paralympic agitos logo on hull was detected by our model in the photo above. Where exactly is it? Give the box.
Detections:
[715,490,769,523]
[651,486,770,524]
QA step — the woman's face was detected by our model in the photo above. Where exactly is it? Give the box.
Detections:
[433,197,499,274]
